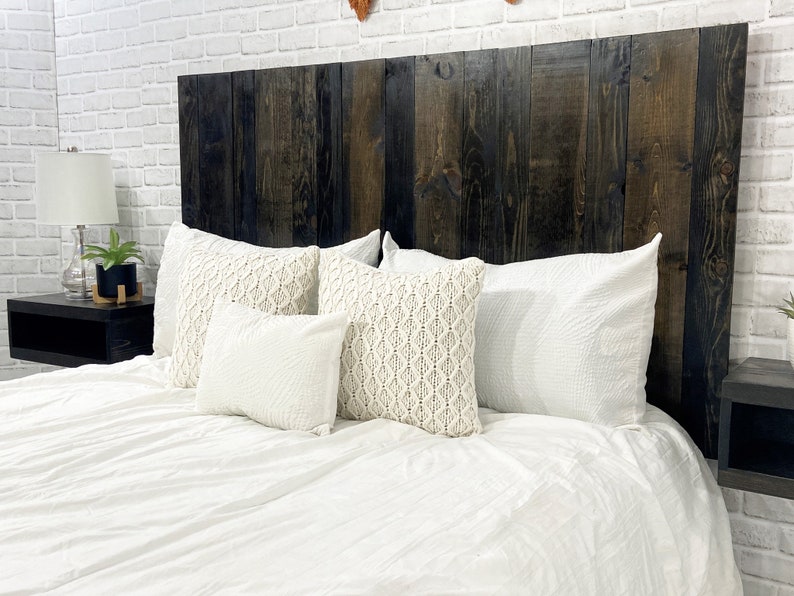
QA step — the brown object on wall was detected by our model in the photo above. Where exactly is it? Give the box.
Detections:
[349,0,372,21]
[505,0,518,4]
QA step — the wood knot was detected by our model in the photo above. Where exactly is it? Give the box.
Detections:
[436,61,455,80]
[720,161,735,177]
[715,260,729,277]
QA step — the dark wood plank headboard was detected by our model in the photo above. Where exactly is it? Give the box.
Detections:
[177,23,748,458]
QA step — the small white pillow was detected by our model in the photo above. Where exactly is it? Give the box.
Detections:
[169,246,319,388]
[197,302,349,436]
[152,222,381,358]
[379,232,661,427]
[320,250,485,438]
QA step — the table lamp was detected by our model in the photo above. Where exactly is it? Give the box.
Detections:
[36,149,120,299]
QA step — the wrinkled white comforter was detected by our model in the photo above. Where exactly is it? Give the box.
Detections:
[0,356,740,595]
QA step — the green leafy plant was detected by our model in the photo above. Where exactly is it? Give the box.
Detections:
[82,228,144,270]
[778,292,794,319]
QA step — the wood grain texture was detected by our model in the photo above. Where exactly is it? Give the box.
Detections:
[584,36,630,254]
[529,40,590,259]
[254,68,293,247]
[384,57,415,248]
[462,49,500,262]
[232,70,256,244]
[177,75,199,230]
[197,73,235,239]
[683,23,747,458]
[497,46,532,263]
[292,66,319,247]
[316,63,342,248]
[624,28,700,418]
[414,53,464,258]
[342,59,385,241]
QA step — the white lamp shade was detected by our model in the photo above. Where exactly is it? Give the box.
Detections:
[36,152,119,225]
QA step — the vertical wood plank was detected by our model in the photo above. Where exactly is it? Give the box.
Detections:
[384,57,415,248]
[177,75,199,230]
[292,65,318,247]
[232,70,256,244]
[462,49,500,262]
[197,72,234,238]
[342,59,385,242]
[683,23,747,458]
[584,36,631,253]
[528,40,591,259]
[498,46,532,263]
[414,52,464,258]
[624,28,700,418]
[255,68,293,247]
[316,63,342,248]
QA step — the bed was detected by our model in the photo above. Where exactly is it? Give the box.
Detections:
[2,23,746,594]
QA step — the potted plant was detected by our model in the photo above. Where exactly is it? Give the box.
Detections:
[778,292,794,367]
[82,228,144,298]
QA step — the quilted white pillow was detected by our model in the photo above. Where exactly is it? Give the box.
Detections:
[152,222,380,358]
[319,250,485,438]
[379,232,661,427]
[196,301,349,436]
[169,246,319,388]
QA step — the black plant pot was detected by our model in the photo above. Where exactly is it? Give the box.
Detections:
[96,263,137,298]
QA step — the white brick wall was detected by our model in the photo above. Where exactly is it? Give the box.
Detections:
[2,0,794,591]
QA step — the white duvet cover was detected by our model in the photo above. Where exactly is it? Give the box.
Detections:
[0,357,740,595]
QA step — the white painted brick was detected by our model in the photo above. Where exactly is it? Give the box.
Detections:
[699,0,767,26]
[109,9,138,31]
[741,576,782,596]
[506,0,559,23]
[139,1,170,23]
[763,121,794,148]
[190,15,222,36]
[381,37,425,58]
[564,0,624,16]
[278,28,316,51]
[404,8,451,33]
[453,2,504,28]
[425,31,479,54]
[125,25,154,47]
[481,26,533,50]
[731,306,751,337]
[740,154,793,182]
[171,0,203,18]
[758,250,794,276]
[17,276,60,294]
[206,36,240,56]
[746,493,794,524]
[296,2,340,25]
[14,238,59,256]
[259,7,295,31]
[741,550,794,585]
[222,12,257,34]
[594,11,658,38]
[744,89,794,118]
[731,516,781,550]
[772,0,794,16]
[318,23,359,48]
[751,308,787,338]
[241,33,277,55]
[155,19,187,42]
[382,0,426,10]
[535,19,593,44]
[782,527,794,556]
[659,5,697,31]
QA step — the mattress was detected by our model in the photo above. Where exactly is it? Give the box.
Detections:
[0,356,740,595]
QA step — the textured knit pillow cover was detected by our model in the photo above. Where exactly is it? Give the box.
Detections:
[319,250,485,438]
[379,232,662,427]
[152,222,381,358]
[169,246,319,388]
[196,301,349,436]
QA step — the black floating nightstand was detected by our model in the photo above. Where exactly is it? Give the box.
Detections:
[7,293,154,368]
[719,357,794,500]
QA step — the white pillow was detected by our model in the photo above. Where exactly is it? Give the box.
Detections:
[379,232,661,427]
[196,301,349,436]
[152,222,381,358]
[169,246,319,388]
[319,250,485,438]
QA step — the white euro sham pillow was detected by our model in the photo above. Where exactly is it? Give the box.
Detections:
[196,301,349,436]
[379,232,661,427]
[152,222,380,358]
[169,246,319,388]
[320,250,485,438]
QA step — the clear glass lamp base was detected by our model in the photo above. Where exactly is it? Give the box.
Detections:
[62,226,95,300]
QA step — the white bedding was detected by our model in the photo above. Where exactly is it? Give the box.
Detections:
[0,356,740,595]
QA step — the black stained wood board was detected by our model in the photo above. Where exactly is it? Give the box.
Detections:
[177,24,748,458]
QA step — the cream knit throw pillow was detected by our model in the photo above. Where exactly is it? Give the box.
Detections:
[319,250,485,437]
[170,246,319,388]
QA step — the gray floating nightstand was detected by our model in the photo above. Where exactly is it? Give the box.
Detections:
[719,357,794,500]
[7,293,154,368]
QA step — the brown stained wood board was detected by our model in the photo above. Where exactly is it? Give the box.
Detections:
[384,57,415,248]
[254,68,293,248]
[197,72,235,239]
[292,65,319,247]
[232,70,256,244]
[177,75,199,230]
[462,49,500,262]
[682,23,747,458]
[497,45,532,264]
[584,36,631,254]
[342,60,385,242]
[414,52,464,258]
[528,40,590,259]
[624,28,700,418]
[316,63,342,248]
